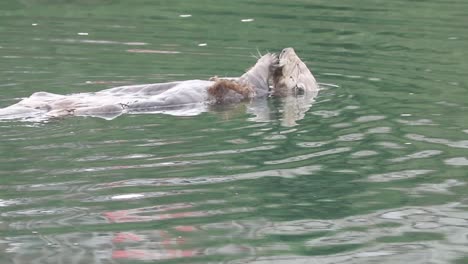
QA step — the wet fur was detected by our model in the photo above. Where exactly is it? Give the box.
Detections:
[207,79,254,104]
[239,53,278,92]
[210,49,317,99]
[271,47,318,97]
[207,53,278,103]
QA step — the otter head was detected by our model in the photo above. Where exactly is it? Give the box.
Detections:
[272,47,318,97]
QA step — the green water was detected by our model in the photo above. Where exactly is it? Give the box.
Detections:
[1,0,468,263]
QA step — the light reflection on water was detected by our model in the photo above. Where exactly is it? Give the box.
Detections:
[3,202,468,263]
[1,0,468,263]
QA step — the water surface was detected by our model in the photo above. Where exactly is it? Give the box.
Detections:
[1,0,468,263]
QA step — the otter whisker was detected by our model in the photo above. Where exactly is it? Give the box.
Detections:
[250,53,259,60]
[255,47,262,59]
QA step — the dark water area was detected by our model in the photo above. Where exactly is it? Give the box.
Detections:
[1,0,468,263]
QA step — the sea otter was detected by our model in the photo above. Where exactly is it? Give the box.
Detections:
[0,53,277,120]
[271,47,318,97]
[0,48,319,121]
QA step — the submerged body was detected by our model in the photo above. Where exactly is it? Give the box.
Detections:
[0,81,201,120]
[1,80,216,120]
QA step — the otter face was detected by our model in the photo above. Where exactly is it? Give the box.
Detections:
[278,47,297,67]
[272,47,318,96]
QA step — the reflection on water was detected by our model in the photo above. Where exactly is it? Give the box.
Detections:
[3,202,468,263]
[1,0,468,263]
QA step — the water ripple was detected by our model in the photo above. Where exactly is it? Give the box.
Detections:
[1,0,468,263]
[264,148,351,165]
[444,157,468,166]
[388,150,443,163]
[406,134,468,148]
[366,170,434,182]
[93,165,322,189]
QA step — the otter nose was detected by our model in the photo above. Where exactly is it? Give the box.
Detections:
[294,84,305,95]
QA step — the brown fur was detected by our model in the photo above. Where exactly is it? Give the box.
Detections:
[272,66,284,91]
[207,53,277,103]
[207,78,255,104]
